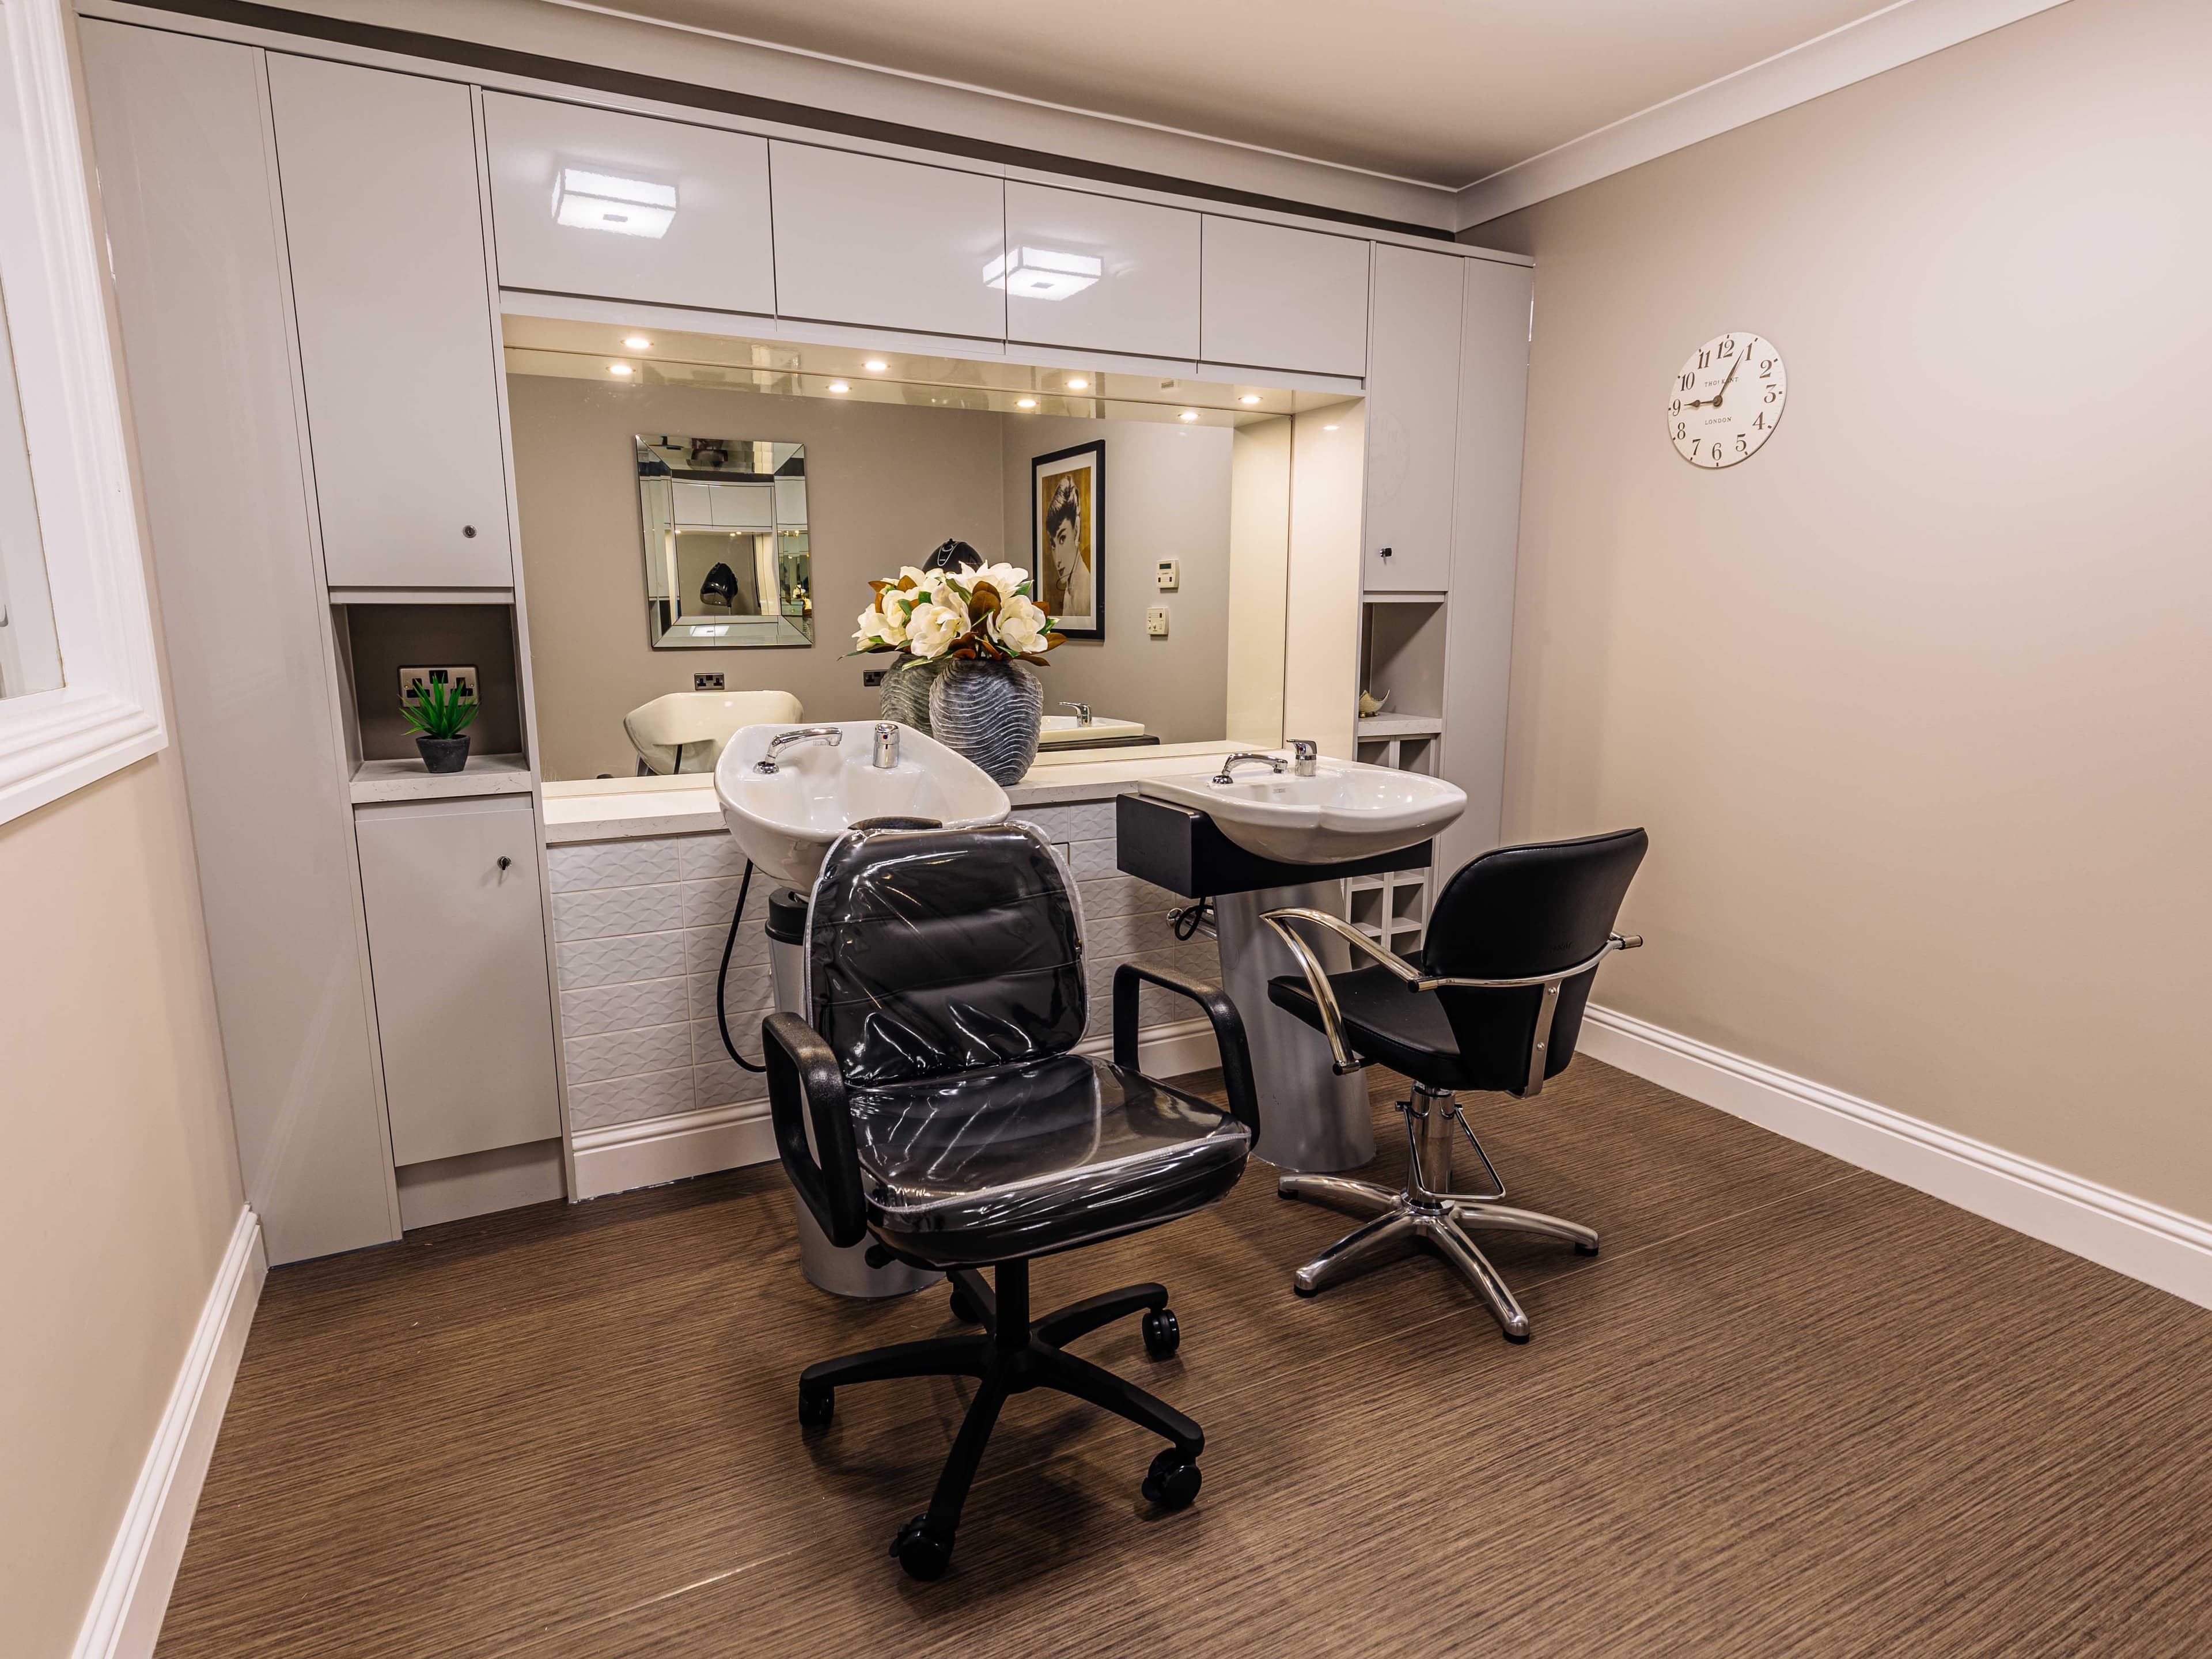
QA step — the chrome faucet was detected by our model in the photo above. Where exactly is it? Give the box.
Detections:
[753,725,843,774]
[873,722,901,769]
[1289,739,1318,778]
[1212,752,1287,786]
[1060,700,1093,728]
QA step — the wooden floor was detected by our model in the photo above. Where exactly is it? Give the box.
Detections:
[160,1061,2212,1657]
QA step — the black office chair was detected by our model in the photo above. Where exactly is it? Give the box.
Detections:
[1263,828,1647,1342]
[763,821,1260,1581]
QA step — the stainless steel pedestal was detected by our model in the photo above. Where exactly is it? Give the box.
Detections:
[767,896,939,1300]
[1211,884,1377,1172]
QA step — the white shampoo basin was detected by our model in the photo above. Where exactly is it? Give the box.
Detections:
[1140,755,1465,866]
[714,720,1009,888]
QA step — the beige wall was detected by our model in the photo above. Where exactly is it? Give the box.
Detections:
[509,374,1005,779]
[1478,0,2212,1217]
[999,414,1236,744]
[0,767,244,1653]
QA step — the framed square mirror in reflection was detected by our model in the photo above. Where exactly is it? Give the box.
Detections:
[635,433,811,648]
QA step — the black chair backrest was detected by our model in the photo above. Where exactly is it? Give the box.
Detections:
[807,821,1087,1087]
[1422,828,1647,1096]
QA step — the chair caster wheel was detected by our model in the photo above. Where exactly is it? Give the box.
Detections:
[1141,1307,1180,1359]
[891,1514,954,1581]
[1141,1449,1202,1510]
[948,1286,984,1325]
[797,1384,833,1429]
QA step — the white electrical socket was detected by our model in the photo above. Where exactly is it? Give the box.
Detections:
[399,665,478,706]
[1154,559,1180,590]
[1145,607,1169,638]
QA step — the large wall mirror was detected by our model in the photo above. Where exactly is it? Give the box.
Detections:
[636,433,810,648]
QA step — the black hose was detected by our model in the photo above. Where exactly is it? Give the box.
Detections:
[715,858,767,1073]
[1172,897,1214,942]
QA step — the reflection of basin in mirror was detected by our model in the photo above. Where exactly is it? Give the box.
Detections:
[625,689,802,775]
[1141,758,1466,865]
[714,720,1009,888]
[1038,713,1146,747]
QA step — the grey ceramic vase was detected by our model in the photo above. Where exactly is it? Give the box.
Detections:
[416,735,469,774]
[927,657,1043,785]
[877,653,946,734]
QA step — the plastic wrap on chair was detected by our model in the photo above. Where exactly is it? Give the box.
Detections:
[808,823,1087,1088]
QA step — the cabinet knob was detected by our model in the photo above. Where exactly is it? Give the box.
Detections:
[1380,546,1394,559]
[463,525,478,539]
[497,855,512,872]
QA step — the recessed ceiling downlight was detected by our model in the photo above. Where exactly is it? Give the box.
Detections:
[827,381,850,393]
[608,363,634,377]
[623,335,652,349]
[1016,396,1038,409]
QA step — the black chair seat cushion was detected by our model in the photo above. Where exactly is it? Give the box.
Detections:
[1268,968,1488,1092]
[850,1052,1250,1267]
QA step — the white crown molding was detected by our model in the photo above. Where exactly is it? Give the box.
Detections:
[1579,1005,2212,1312]
[71,1208,266,1659]
[1454,0,2079,228]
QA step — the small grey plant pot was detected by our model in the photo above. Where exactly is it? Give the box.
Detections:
[878,652,948,734]
[927,657,1043,785]
[416,735,471,774]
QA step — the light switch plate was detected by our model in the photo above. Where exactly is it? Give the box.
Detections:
[1145,607,1169,638]
[399,665,478,706]
[1154,559,1180,590]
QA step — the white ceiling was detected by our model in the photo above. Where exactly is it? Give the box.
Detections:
[577,0,1906,189]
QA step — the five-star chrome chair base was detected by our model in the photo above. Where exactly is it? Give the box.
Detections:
[1278,1082,1597,1342]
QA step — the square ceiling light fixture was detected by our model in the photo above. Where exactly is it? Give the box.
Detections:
[983,246,1103,301]
[552,168,676,238]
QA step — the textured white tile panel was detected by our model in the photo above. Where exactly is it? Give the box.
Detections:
[553,882,683,942]
[1066,838,1120,877]
[564,1021,692,1085]
[1077,873,1185,920]
[685,921,768,976]
[546,839,681,893]
[1085,909,1181,960]
[559,976,687,1037]
[556,930,687,989]
[566,1065,693,1130]
[677,832,748,882]
[690,965,774,1025]
[681,874,771,930]
[694,1018,774,1109]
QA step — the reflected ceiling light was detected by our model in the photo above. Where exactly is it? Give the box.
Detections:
[552,168,676,238]
[1239,394,1261,405]
[983,246,1103,301]
[1323,422,1340,430]
[1065,376,1089,391]
[608,363,634,376]
[863,359,888,372]
[691,623,729,636]
[1179,410,1198,422]
[827,381,850,393]
[1016,396,1038,410]
[622,335,652,349]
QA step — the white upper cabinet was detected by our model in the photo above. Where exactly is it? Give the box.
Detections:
[1002,183,1199,359]
[770,142,1005,340]
[267,56,512,588]
[1363,245,1465,592]
[1199,216,1370,377]
[483,93,774,317]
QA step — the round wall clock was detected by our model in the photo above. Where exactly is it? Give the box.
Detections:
[1669,332,1786,468]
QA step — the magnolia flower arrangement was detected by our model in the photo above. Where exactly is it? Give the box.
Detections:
[853,562,1065,663]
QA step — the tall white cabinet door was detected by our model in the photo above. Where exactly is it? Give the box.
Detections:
[1200,216,1370,377]
[484,93,774,316]
[267,55,513,588]
[355,797,560,1167]
[1438,258,1534,880]
[1003,183,1199,359]
[770,142,1005,339]
[1363,246,1465,592]
[82,20,399,1265]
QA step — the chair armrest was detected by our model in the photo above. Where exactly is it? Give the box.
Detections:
[762,1012,866,1248]
[1111,963,1262,1149]
[1257,907,1400,1074]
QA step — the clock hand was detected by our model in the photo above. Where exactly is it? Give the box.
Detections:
[1710,353,1744,407]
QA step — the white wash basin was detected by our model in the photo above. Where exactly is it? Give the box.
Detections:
[1038,714,1146,747]
[1141,755,1466,866]
[714,720,1009,887]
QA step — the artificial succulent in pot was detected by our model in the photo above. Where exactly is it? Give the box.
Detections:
[852,559,1063,782]
[402,676,479,774]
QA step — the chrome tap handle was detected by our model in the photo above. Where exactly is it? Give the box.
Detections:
[1060,700,1093,727]
[1211,752,1289,786]
[1289,739,1318,777]
[872,722,901,769]
[753,725,844,774]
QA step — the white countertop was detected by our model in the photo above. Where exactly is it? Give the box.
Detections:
[540,741,1248,843]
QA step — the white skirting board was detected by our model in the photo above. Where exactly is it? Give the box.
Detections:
[72,1206,266,1659]
[1579,1005,2212,1312]
[570,1018,1229,1202]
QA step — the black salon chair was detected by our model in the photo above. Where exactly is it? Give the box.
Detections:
[763,821,1260,1581]
[1263,828,1647,1342]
